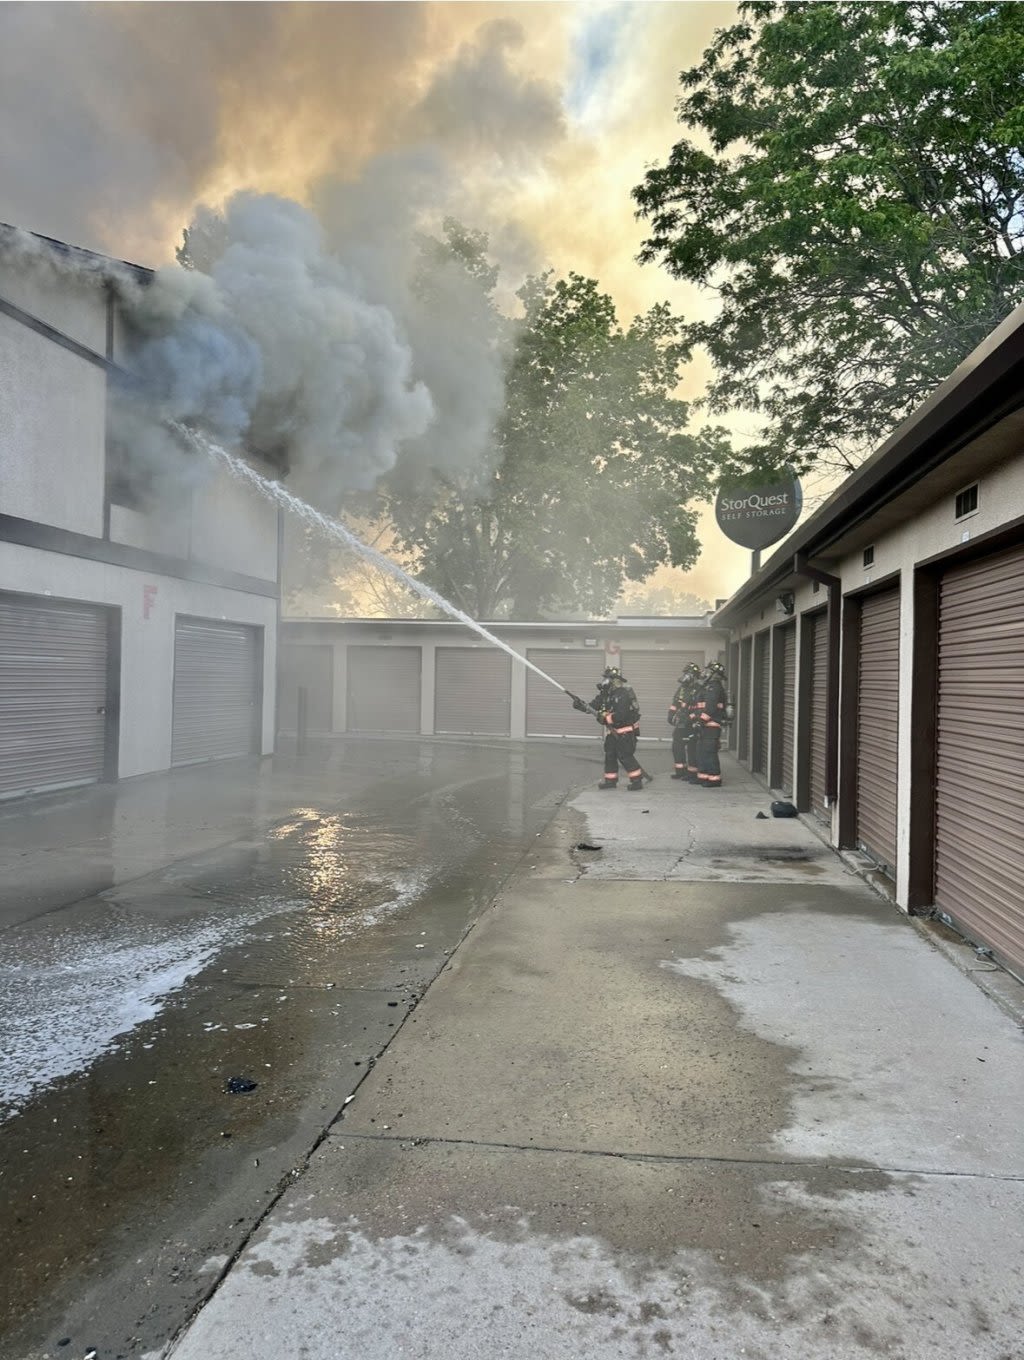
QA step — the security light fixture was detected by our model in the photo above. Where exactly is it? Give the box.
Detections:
[776,592,795,616]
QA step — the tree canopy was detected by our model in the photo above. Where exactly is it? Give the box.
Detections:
[382,239,726,619]
[633,1,1024,473]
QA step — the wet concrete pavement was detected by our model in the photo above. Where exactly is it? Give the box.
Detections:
[158,755,1024,1360]
[0,738,590,1360]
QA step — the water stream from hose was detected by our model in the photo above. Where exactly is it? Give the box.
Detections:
[174,426,587,700]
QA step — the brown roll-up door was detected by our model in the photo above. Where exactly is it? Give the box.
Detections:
[935,543,1024,980]
[0,593,111,799]
[435,648,512,735]
[779,624,796,795]
[346,645,421,733]
[738,636,752,762]
[752,631,771,777]
[172,617,262,765]
[621,650,705,740]
[855,586,900,872]
[526,650,601,737]
[807,611,829,821]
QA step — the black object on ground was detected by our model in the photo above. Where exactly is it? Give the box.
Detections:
[755,811,769,820]
[225,1076,258,1095]
[575,842,602,852]
[771,801,798,818]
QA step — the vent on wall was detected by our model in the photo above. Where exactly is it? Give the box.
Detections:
[955,484,979,519]
[862,545,875,568]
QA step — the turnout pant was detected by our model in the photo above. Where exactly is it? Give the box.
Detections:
[696,723,722,786]
[671,723,688,774]
[603,727,642,785]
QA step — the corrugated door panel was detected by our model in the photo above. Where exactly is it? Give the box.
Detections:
[347,646,421,733]
[727,642,740,751]
[808,611,829,821]
[621,650,705,741]
[855,587,900,871]
[435,648,512,735]
[936,543,1024,979]
[738,636,752,762]
[278,645,333,733]
[0,594,108,798]
[526,650,603,738]
[752,631,771,776]
[779,625,796,794]
[172,618,260,766]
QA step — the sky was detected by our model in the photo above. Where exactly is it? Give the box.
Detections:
[0,0,753,604]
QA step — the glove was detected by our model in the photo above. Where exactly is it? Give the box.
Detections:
[571,697,588,713]
[667,712,675,726]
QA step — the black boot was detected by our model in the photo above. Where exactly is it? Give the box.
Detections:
[626,778,644,791]
[671,771,687,780]
[597,780,617,791]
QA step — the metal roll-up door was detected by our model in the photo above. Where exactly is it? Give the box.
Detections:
[278,645,333,734]
[727,642,740,751]
[779,624,796,794]
[621,650,705,740]
[752,631,771,776]
[0,593,110,799]
[807,611,829,821]
[347,645,421,733]
[435,648,512,735]
[935,544,1024,979]
[738,636,752,762]
[855,586,900,872]
[172,617,261,766]
[526,650,601,738]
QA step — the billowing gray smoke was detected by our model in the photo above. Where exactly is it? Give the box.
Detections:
[123,193,436,497]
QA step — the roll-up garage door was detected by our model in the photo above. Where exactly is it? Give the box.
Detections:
[0,593,110,799]
[778,624,796,794]
[621,650,705,739]
[807,611,829,821]
[526,650,601,738]
[855,586,900,872]
[435,648,512,735]
[752,631,771,777]
[278,645,333,733]
[738,636,752,762]
[935,544,1024,979]
[347,646,421,733]
[172,617,261,766]
[727,642,740,751]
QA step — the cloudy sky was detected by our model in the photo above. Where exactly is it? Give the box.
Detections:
[0,0,753,602]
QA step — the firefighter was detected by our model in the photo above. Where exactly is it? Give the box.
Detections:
[572,667,644,790]
[667,662,703,781]
[694,661,728,788]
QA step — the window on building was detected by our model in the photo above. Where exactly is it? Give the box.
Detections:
[863,545,875,568]
[955,484,979,520]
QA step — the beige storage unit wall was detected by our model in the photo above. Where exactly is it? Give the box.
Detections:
[620,649,705,740]
[435,648,512,735]
[525,650,602,738]
[278,644,333,734]
[934,542,1024,980]
[346,645,421,733]
[854,586,900,873]
[0,592,111,798]
[171,616,262,766]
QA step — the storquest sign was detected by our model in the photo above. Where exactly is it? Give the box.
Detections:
[715,475,802,551]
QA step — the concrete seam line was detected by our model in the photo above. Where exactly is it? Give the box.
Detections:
[326,1131,1024,1183]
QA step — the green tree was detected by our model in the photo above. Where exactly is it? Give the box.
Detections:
[386,265,726,619]
[633,1,1024,474]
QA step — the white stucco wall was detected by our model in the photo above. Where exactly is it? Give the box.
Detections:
[0,541,277,779]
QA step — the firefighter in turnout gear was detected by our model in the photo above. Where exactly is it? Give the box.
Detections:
[694,661,728,788]
[572,667,644,790]
[668,662,703,781]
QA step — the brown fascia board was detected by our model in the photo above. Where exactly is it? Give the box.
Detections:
[0,222,153,284]
[714,298,1024,626]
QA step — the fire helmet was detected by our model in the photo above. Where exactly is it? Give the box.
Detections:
[602,666,624,682]
[678,662,702,683]
[705,661,727,678]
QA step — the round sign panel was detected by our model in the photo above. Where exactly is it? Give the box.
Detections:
[714,476,802,551]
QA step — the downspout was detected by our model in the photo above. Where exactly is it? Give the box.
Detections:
[793,552,840,802]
